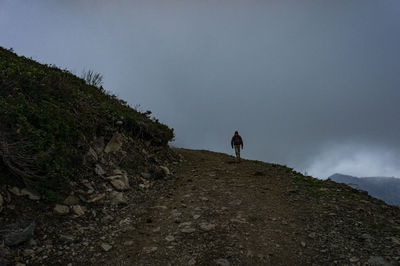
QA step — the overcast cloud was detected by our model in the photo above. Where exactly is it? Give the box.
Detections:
[1,0,400,178]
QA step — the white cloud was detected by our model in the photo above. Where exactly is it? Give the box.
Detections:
[307,143,400,179]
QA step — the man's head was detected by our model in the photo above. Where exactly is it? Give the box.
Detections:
[234,131,238,135]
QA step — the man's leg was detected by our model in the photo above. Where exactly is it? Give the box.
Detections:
[235,145,241,162]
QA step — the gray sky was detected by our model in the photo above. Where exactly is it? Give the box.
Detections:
[1,0,400,178]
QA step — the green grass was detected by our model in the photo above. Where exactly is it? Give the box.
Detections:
[0,47,174,195]
[292,174,329,194]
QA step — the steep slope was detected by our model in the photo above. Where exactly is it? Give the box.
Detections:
[0,46,174,196]
[330,173,400,206]
[0,47,177,265]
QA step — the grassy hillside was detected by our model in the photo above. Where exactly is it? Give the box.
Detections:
[0,47,174,195]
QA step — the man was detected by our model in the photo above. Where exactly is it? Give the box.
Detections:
[231,131,243,162]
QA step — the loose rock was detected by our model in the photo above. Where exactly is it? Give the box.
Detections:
[63,195,80,206]
[104,132,123,153]
[200,223,216,231]
[107,174,130,191]
[101,243,112,252]
[180,227,196,234]
[215,258,230,266]
[160,166,170,175]
[54,204,70,214]
[20,188,41,200]
[9,187,21,196]
[72,205,85,216]
[165,235,175,242]
[110,191,127,205]
[141,172,151,179]
[95,164,106,176]
[349,257,359,263]
[123,240,134,246]
[143,247,158,254]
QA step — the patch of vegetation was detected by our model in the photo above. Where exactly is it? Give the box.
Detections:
[292,174,327,193]
[0,47,174,195]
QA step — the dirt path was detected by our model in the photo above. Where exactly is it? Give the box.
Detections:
[101,149,320,265]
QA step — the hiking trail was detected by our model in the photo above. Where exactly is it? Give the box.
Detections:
[99,149,399,265]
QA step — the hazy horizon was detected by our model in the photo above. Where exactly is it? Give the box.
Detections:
[1,0,400,179]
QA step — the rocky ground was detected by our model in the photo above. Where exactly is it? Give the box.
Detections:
[1,148,400,265]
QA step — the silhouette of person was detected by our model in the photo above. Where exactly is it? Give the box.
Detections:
[231,131,243,162]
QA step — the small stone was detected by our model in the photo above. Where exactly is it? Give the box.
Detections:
[308,232,316,239]
[141,172,151,179]
[101,243,112,252]
[87,147,98,161]
[110,191,127,205]
[188,258,196,265]
[152,205,167,210]
[143,246,158,254]
[23,248,34,257]
[95,164,106,176]
[60,234,75,242]
[107,174,130,191]
[230,199,242,205]
[110,179,129,191]
[20,188,40,200]
[119,217,132,226]
[389,236,400,245]
[104,132,123,153]
[63,195,80,206]
[9,186,21,196]
[361,233,373,241]
[165,235,175,242]
[54,204,69,214]
[178,222,192,228]
[152,227,161,233]
[170,209,182,218]
[349,257,359,263]
[113,169,124,175]
[123,240,134,246]
[87,193,105,203]
[180,227,196,233]
[200,223,216,231]
[300,241,306,247]
[101,215,114,224]
[230,218,246,223]
[160,166,170,175]
[193,215,201,220]
[200,197,209,201]
[72,205,85,216]
[215,258,230,266]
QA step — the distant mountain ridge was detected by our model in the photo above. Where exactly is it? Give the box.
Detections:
[329,173,400,206]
